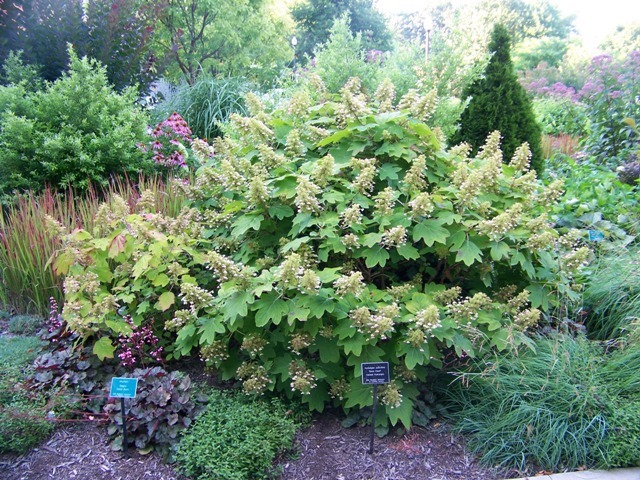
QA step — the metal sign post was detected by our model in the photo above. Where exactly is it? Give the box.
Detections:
[361,362,390,455]
[109,377,139,457]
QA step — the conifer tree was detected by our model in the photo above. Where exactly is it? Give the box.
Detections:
[452,24,543,173]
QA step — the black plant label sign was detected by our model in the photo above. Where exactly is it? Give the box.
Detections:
[361,362,390,385]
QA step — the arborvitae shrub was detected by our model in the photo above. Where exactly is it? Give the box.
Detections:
[452,25,543,174]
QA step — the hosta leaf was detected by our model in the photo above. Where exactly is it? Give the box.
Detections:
[412,220,449,247]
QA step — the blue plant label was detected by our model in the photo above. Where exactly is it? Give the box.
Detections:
[588,230,604,242]
[361,362,390,385]
[109,377,138,399]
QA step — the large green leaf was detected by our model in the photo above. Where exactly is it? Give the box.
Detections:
[253,292,289,327]
[223,290,254,322]
[456,239,483,266]
[198,316,226,344]
[93,337,115,361]
[412,220,449,247]
[362,246,390,268]
[387,396,414,429]
[156,291,175,312]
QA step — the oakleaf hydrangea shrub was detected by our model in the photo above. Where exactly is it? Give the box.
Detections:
[57,77,589,429]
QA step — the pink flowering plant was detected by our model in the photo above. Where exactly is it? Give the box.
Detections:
[141,112,193,170]
[56,80,590,430]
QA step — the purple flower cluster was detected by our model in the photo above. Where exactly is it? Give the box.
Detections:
[117,316,163,369]
[142,112,192,168]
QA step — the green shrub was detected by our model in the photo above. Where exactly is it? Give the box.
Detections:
[0,336,41,367]
[584,246,640,339]
[8,314,44,336]
[443,335,611,472]
[151,75,252,141]
[603,401,640,468]
[0,402,55,454]
[451,25,543,173]
[0,46,153,200]
[0,335,54,454]
[0,176,188,316]
[175,390,297,480]
[57,77,587,430]
[532,96,588,137]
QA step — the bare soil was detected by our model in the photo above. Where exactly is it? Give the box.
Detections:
[0,411,510,480]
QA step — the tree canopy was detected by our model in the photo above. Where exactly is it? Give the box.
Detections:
[292,0,392,63]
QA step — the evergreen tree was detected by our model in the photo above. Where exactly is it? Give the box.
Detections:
[452,24,543,173]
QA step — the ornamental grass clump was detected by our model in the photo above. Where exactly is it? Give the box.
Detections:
[56,76,590,429]
[443,335,611,472]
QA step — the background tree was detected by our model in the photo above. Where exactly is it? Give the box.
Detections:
[153,0,292,85]
[0,0,33,65]
[84,0,163,92]
[451,24,543,173]
[292,0,392,63]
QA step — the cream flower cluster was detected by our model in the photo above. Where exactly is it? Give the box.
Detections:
[200,341,229,364]
[478,203,524,241]
[374,78,396,113]
[237,362,270,395]
[334,271,366,297]
[295,175,322,214]
[446,292,493,324]
[374,187,396,216]
[336,77,371,125]
[241,335,268,359]
[289,362,317,395]
[348,305,397,341]
[381,225,407,248]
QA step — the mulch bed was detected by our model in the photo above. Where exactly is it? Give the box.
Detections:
[0,412,509,480]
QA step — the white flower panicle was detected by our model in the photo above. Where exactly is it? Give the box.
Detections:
[414,305,441,331]
[295,175,322,214]
[206,251,243,282]
[374,187,396,216]
[478,203,524,241]
[289,362,317,395]
[340,203,364,228]
[285,128,306,157]
[337,77,371,124]
[313,154,336,187]
[351,157,378,195]
[403,155,427,191]
[334,271,365,297]
[374,78,396,112]
[409,192,435,218]
[237,362,270,395]
[509,142,532,172]
[381,225,407,248]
